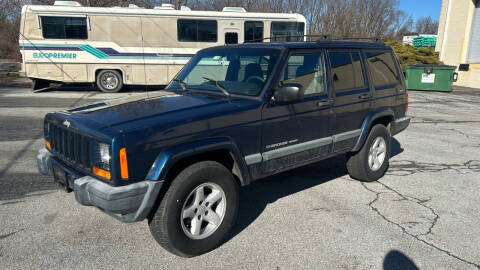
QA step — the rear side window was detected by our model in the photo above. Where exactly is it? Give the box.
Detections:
[178,19,217,42]
[366,51,400,87]
[328,52,365,91]
[41,16,87,39]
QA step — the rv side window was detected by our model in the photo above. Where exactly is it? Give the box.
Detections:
[270,22,304,42]
[41,16,87,39]
[244,21,263,42]
[365,51,400,88]
[178,19,217,42]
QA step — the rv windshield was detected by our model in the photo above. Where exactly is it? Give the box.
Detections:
[166,48,281,96]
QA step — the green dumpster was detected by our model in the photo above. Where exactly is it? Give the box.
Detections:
[405,65,458,92]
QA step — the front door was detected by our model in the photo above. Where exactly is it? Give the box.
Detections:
[261,50,334,174]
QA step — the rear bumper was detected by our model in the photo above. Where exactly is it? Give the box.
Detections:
[37,147,163,223]
[392,116,411,136]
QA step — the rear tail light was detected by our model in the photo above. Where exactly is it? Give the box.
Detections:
[405,91,409,113]
[19,53,23,64]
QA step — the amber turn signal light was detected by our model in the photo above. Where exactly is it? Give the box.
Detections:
[119,147,129,180]
[45,140,51,150]
[93,166,111,180]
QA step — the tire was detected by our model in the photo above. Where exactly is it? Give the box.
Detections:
[96,70,123,93]
[148,161,239,257]
[346,124,391,182]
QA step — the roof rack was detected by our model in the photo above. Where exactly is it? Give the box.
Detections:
[330,37,382,43]
[255,35,382,43]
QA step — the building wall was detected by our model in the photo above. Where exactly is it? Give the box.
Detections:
[436,0,480,88]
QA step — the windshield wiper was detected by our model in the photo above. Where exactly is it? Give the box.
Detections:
[172,78,187,90]
[202,77,230,97]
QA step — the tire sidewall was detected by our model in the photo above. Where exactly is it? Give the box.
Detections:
[96,70,122,93]
[363,125,391,180]
[163,162,239,256]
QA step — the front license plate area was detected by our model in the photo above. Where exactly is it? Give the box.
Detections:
[53,164,71,192]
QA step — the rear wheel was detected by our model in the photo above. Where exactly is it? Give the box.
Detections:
[148,161,239,257]
[96,70,123,92]
[346,124,391,182]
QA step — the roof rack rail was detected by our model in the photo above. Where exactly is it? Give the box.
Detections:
[256,35,329,42]
[252,35,382,43]
[330,37,382,43]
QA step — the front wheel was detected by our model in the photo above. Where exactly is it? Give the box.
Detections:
[346,124,391,182]
[96,70,123,92]
[148,161,239,257]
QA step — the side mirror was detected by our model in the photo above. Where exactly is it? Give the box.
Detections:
[273,83,303,102]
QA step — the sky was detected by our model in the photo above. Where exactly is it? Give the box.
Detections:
[399,0,443,21]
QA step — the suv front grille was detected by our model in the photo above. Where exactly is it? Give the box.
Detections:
[48,123,91,169]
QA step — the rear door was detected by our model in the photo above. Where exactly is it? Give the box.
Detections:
[327,49,372,152]
[260,49,334,174]
[219,19,241,45]
[364,50,404,116]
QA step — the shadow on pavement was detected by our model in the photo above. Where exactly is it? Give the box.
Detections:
[227,137,405,243]
[227,155,347,241]
[37,84,165,93]
[383,250,419,270]
[391,137,404,157]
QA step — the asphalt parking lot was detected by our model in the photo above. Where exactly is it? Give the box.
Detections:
[1,86,479,269]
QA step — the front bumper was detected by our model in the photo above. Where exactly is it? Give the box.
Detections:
[392,116,411,136]
[37,148,163,223]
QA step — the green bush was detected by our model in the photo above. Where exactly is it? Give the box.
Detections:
[383,39,443,72]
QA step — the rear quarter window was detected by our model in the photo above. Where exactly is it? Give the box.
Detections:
[365,51,401,88]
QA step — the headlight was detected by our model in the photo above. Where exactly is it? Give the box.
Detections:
[92,142,111,171]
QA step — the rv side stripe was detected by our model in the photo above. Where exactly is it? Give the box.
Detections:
[20,43,194,60]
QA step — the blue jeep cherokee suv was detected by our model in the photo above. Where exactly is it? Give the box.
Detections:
[37,40,410,257]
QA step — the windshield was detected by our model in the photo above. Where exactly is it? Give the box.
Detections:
[166,48,281,96]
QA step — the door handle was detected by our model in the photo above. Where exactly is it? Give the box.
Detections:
[316,99,331,107]
[358,93,371,100]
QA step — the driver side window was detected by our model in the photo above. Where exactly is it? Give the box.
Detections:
[279,52,325,96]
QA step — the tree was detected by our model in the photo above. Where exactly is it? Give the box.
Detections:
[384,39,442,72]
[415,16,439,34]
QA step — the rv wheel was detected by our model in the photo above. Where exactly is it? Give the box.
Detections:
[96,70,123,93]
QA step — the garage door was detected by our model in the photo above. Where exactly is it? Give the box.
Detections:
[468,2,480,63]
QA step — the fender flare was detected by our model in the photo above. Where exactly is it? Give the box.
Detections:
[145,137,251,185]
[352,107,394,152]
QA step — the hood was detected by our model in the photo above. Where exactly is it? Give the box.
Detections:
[62,91,242,132]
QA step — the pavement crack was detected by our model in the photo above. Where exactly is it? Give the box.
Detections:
[387,160,480,176]
[0,229,24,240]
[361,182,480,269]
